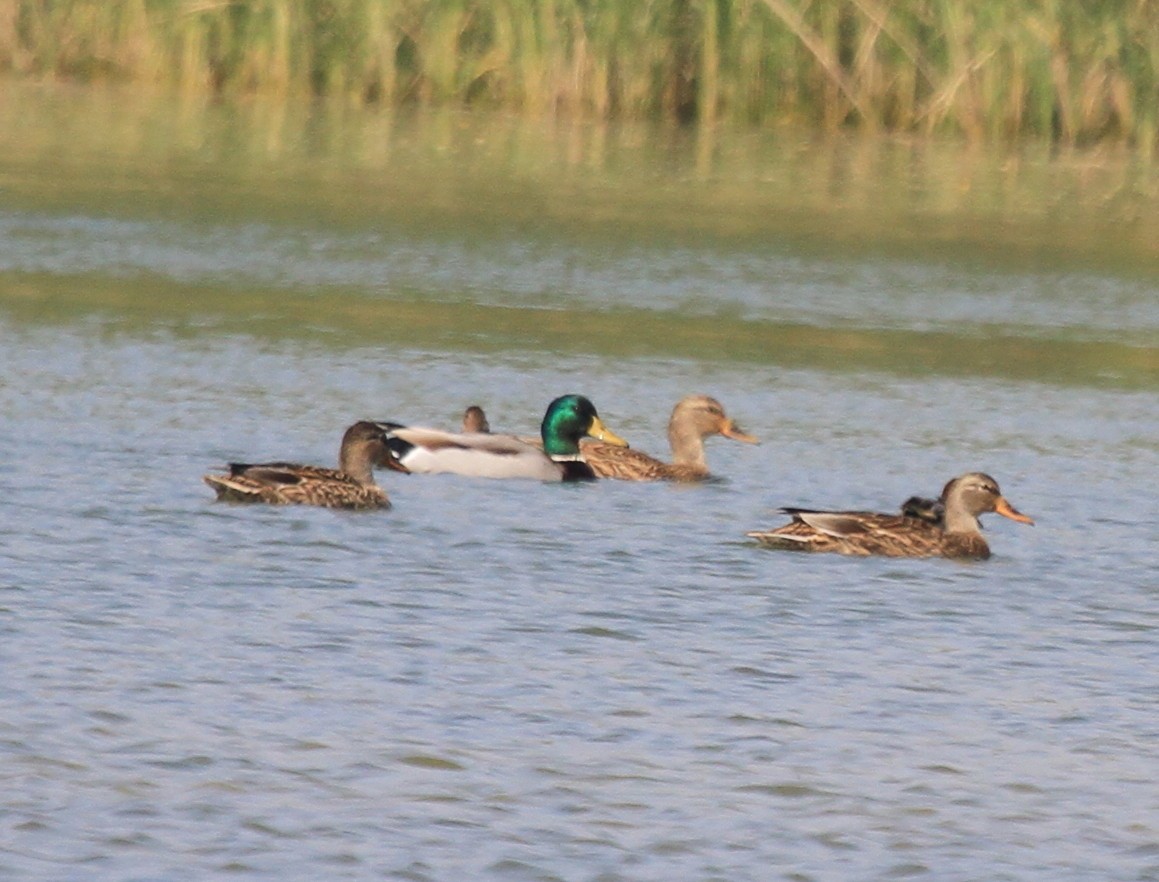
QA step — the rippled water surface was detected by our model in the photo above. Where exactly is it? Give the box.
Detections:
[1,84,1157,881]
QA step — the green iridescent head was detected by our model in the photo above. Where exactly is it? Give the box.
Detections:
[540,394,628,457]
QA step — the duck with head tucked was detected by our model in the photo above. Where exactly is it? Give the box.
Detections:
[746,472,1033,559]
[899,494,944,524]
[203,421,405,510]
[581,394,757,481]
[380,394,627,481]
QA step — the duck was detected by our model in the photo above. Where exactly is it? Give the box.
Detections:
[461,405,490,433]
[899,494,944,524]
[203,421,405,509]
[745,472,1033,559]
[379,394,628,481]
[580,394,758,481]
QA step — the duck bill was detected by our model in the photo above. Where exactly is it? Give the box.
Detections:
[376,450,411,475]
[587,416,629,448]
[721,420,759,444]
[995,496,1034,525]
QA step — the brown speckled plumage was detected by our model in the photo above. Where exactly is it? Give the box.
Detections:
[582,395,757,482]
[746,472,1033,559]
[203,421,403,510]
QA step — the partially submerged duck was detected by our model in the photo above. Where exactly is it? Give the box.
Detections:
[746,472,1033,559]
[203,421,403,509]
[582,394,757,481]
[380,394,628,481]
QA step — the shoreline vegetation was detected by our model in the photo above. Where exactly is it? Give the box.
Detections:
[1,1,1156,153]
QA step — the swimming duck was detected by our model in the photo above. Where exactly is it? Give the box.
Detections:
[745,472,1033,559]
[461,405,490,433]
[380,394,628,481]
[203,421,404,509]
[581,394,758,481]
[899,494,944,524]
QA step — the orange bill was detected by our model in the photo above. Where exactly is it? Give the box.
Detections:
[995,496,1034,525]
[721,420,759,444]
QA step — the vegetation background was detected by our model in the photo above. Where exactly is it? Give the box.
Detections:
[1,0,1156,153]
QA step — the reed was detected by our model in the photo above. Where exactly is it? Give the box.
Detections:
[1,0,1156,151]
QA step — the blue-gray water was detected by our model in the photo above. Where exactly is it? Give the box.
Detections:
[1,85,1158,881]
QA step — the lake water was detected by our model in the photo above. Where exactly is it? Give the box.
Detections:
[1,83,1157,881]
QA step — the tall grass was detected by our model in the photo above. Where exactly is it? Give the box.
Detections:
[1,0,1156,151]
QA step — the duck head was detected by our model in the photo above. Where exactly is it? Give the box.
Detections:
[541,394,628,457]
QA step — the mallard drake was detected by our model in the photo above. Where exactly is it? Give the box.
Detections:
[380,394,628,481]
[746,472,1033,559]
[203,421,403,510]
[461,405,490,433]
[581,394,758,481]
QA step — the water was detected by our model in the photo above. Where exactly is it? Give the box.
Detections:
[1,84,1158,881]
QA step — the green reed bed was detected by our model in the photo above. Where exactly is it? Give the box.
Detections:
[2,0,1156,151]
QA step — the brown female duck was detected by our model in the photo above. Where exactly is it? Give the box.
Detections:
[581,395,758,481]
[746,472,1033,559]
[460,405,491,433]
[203,421,404,510]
